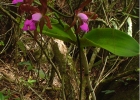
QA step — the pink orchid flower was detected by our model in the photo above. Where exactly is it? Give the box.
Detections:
[12,0,23,4]
[77,13,89,32]
[68,0,98,33]
[32,13,42,22]
[22,13,42,31]
[22,19,36,31]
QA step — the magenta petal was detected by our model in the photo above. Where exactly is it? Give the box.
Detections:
[22,19,30,31]
[80,22,89,32]
[77,13,88,22]
[12,0,23,4]
[22,19,36,31]
[29,21,36,31]
[32,13,42,21]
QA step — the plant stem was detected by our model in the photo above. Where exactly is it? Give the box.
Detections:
[76,33,83,100]
[80,48,96,100]
[89,47,100,70]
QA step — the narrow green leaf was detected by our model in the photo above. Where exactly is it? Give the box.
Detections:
[18,61,31,66]
[102,90,115,94]
[80,28,139,57]
[28,79,36,85]
[42,18,76,43]
[0,92,4,100]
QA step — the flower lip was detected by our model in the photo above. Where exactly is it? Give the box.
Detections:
[32,13,42,22]
[22,19,36,31]
[12,0,23,4]
[80,22,89,32]
[77,13,88,22]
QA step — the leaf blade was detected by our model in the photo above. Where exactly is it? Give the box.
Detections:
[42,18,76,42]
[81,28,139,57]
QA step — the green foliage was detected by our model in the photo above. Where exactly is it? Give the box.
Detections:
[80,28,139,57]
[34,69,46,79]
[18,61,33,71]
[4,90,11,100]
[20,15,139,57]
[42,22,139,57]
[0,90,13,100]
[42,18,76,43]
[0,41,4,46]
[0,92,4,100]
[38,69,46,79]
[40,17,139,57]
[17,41,26,56]
[102,90,115,94]
[28,79,36,85]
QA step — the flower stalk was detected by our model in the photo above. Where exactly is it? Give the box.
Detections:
[80,48,96,100]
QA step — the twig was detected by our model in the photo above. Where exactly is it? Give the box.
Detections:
[89,47,100,70]
[101,3,111,27]
[118,0,135,29]
[94,58,125,91]
[93,56,108,91]
[101,68,139,84]
[27,31,62,82]
[0,6,18,24]
[34,1,74,18]
[28,85,44,100]
[0,24,14,54]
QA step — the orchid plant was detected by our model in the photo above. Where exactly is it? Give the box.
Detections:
[67,1,98,33]
[11,0,139,100]
[12,0,52,38]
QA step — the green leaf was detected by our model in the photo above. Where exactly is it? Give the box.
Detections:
[0,41,4,46]
[41,18,76,43]
[102,90,115,94]
[28,79,36,85]
[27,65,33,71]
[38,69,45,79]
[0,92,4,100]
[122,12,139,18]
[18,61,30,66]
[80,28,139,57]
[18,61,33,71]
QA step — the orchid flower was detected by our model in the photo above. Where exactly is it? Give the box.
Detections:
[77,13,89,32]
[67,0,98,34]
[12,0,52,38]
[22,13,42,31]
[68,11,97,33]
[12,0,23,4]
[22,19,36,31]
